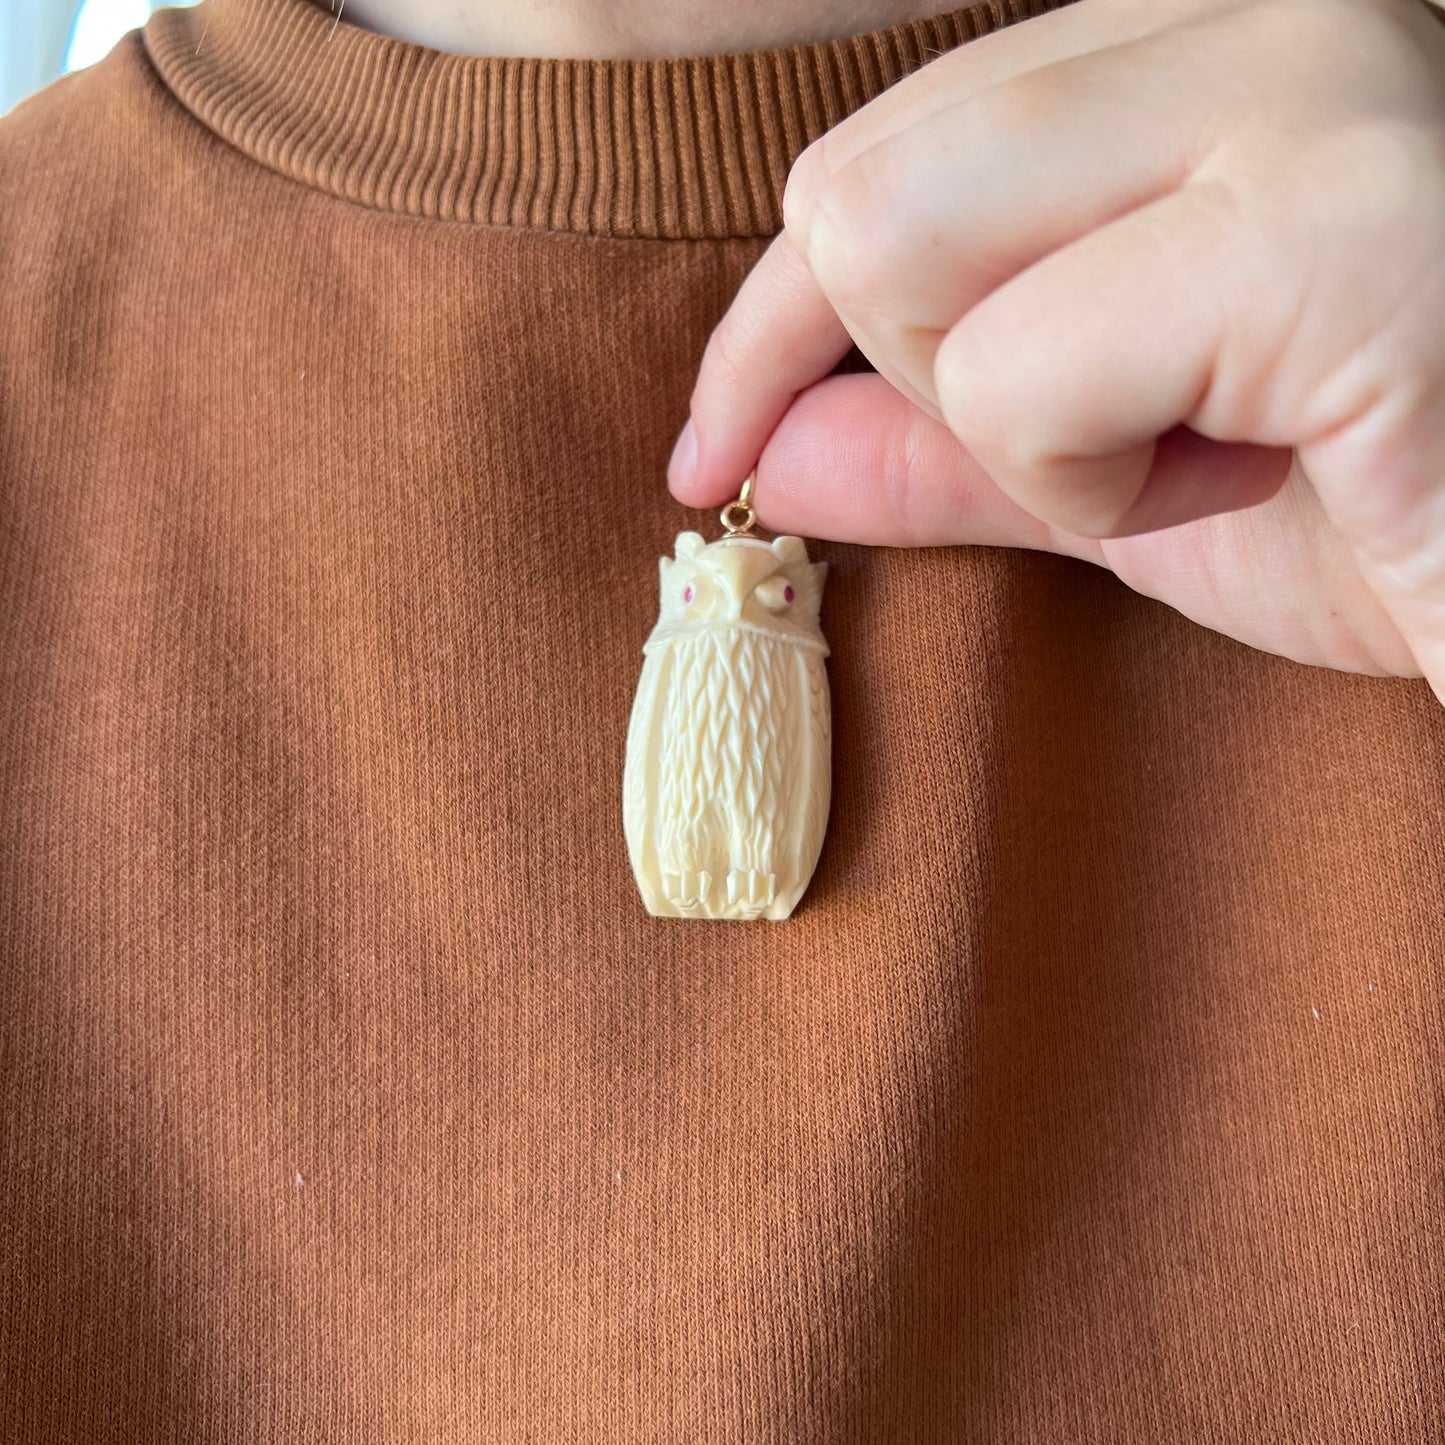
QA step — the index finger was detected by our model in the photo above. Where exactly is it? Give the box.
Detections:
[669,0,1185,507]
[667,230,855,507]
[784,0,1183,213]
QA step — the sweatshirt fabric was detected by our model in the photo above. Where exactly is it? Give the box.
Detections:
[2,0,1443,1439]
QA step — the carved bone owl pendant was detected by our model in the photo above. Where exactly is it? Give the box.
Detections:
[622,530,831,921]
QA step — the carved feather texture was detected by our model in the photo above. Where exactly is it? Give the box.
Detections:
[794,649,832,888]
[622,531,831,921]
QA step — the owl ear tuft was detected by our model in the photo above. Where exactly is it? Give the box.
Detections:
[675,531,705,559]
[771,535,807,565]
[658,556,673,582]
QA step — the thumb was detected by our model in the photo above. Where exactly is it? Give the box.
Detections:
[743,372,1290,563]
[739,371,1095,557]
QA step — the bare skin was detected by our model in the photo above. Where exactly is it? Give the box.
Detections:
[324,0,1445,703]
[668,0,1445,703]
[326,0,962,58]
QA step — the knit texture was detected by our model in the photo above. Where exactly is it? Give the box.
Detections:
[3,0,1444,1440]
[145,0,1069,237]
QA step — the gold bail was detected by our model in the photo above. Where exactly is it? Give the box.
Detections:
[719,468,757,536]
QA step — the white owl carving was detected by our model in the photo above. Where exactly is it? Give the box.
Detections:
[623,530,831,921]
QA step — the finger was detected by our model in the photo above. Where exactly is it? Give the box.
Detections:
[667,231,938,509]
[932,181,1296,537]
[753,374,1419,679]
[747,361,1294,566]
[782,0,1197,234]
[1305,367,1445,701]
[796,31,1211,410]
[673,2,1208,511]
[751,369,1282,551]
[741,370,1097,551]
[667,232,851,507]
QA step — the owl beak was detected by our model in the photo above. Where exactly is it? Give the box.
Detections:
[714,543,777,618]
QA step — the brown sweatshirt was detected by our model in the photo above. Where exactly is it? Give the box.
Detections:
[2,0,1443,1439]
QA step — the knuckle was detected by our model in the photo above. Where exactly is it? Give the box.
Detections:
[803,156,908,307]
[933,319,1110,528]
[933,321,1017,465]
[782,131,833,234]
[961,66,1073,145]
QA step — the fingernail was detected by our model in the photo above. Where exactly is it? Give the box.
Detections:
[668,418,698,490]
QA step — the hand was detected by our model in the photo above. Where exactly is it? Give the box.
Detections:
[667,0,1445,697]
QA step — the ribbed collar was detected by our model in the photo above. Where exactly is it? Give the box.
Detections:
[145,0,1075,239]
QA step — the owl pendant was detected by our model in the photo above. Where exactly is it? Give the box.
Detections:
[622,529,831,921]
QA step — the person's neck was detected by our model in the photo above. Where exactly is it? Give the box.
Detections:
[321,0,962,60]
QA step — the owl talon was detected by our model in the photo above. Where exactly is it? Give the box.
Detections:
[663,869,712,914]
[726,868,775,915]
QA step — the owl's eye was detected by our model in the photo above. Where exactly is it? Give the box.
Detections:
[683,584,694,604]
[753,575,795,611]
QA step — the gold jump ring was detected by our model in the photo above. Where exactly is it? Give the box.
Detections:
[719,468,757,535]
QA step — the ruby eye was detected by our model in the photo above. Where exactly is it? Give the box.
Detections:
[784,585,795,603]
[683,585,694,603]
